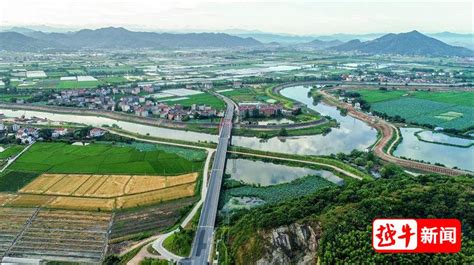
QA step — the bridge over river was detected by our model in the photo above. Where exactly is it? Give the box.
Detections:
[182,97,234,265]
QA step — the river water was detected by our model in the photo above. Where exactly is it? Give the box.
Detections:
[231,85,378,155]
[394,128,474,171]
[2,86,471,171]
[226,158,344,186]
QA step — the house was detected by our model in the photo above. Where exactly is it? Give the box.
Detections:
[52,128,69,138]
[11,124,20,132]
[15,127,39,144]
[233,81,243,88]
[135,108,149,117]
[89,128,106,138]
[354,102,361,110]
[201,81,213,90]
[0,123,6,131]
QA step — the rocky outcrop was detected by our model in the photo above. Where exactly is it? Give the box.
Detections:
[256,222,321,265]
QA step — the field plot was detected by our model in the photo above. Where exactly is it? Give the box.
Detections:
[0,207,36,258]
[110,197,196,241]
[4,208,112,264]
[9,142,204,176]
[11,172,198,210]
[371,98,474,129]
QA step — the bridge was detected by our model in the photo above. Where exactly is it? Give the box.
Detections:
[182,97,234,265]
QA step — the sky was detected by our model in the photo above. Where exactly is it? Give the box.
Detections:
[0,0,472,35]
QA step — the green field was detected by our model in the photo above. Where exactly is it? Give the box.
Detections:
[0,171,39,192]
[161,93,226,110]
[356,90,474,130]
[357,90,474,107]
[222,174,334,206]
[9,142,205,176]
[220,88,258,102]
[56,80,100,89]
[99,76,128,84]
[0,145,24,159]
[356,90,407,103]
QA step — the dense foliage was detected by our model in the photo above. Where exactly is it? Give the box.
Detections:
[220,173,473,264]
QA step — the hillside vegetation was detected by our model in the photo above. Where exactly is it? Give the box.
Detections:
[218,172,473,264]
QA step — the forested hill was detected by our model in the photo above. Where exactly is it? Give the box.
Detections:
[331,30,473,57]
[219,173,473,264]
[0,27,262,51]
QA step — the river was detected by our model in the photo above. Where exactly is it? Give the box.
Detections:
[394,128,474,171]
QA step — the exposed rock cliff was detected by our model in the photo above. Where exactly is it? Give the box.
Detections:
[256,222,321,265]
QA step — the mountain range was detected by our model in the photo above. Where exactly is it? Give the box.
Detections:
[330,30,473,57]
[0,27,261,51]
[0,27,472,57]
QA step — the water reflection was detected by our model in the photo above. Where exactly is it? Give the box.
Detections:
[394,128,474,171]
[226,158,344,186]
[232,85,377,155]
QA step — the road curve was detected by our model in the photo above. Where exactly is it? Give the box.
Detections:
[150,149,215,262]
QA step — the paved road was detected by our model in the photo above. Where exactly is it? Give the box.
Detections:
[183,98,234,265]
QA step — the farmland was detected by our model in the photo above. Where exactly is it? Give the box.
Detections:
[3,172,198,211]
[56,80,101,89]
[0,141,205,211]
[0,145,24,159]
[9,142,205,176]
[160,92,226,110]
[0,207,111,263]
[355,90,474,130]
[357,89,474,106]
[109,197,196,242]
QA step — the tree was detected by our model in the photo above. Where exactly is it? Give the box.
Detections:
[103,255,121,265]
[278,128,288,137]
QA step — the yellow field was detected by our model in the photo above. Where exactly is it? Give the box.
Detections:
[19,174,65,193]
[10,172,199,211]
[116,183,196,209]
[48,196,116,211]
[0,193,16,206]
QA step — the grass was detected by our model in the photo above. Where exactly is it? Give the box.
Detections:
[9,142,204,176]
[160,93,226,110]
[163,229,194,257]
[0,145,24,159]
[371,98,473,130]
[100,76,128,84]
[56,80,100,89]
[0,171,40,192]
[357,89,474,107]
[233,120,335,138]
[356,90,407,103]
[220,88,259,102]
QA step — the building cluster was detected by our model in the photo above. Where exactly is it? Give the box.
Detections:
[238,102,290,119]
[47,88,115,110]
[44,85,223,121]
[340,70,461,84]
[128,100,222,121]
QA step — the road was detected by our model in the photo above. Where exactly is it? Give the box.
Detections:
[150,149,215,262]
[183,98,234,265]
